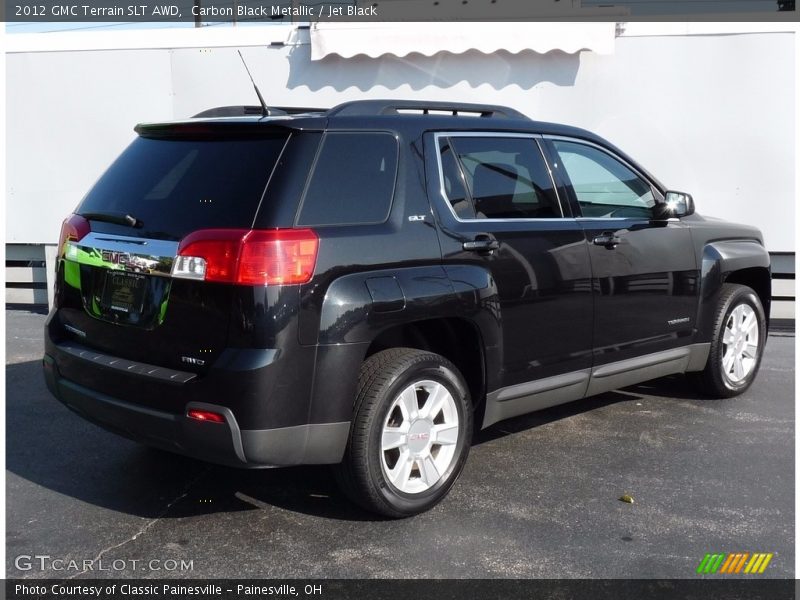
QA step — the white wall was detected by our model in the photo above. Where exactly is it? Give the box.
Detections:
[565,34,795,254]
[6,50,173,243]
[5,27,795,252]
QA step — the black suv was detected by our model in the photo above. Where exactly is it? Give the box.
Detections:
[43,100,770,517]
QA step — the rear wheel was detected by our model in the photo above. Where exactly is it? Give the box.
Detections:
[335,348,472,518]
[693,283,766,398]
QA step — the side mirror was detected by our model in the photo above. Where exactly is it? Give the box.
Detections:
[658,191,695,218]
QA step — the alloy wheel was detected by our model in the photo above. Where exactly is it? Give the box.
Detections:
[380,379,460,494]
[721,303,760,384]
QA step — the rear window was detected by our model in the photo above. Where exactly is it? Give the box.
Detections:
[296,132,398,226]
[77,135,289,240]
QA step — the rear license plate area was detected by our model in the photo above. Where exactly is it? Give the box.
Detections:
[101,271,147,316]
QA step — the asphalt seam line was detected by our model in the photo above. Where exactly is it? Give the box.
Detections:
[65,467,210,580]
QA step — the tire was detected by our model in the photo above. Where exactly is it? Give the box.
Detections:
[334,348,473,518]
[693,283,767,398]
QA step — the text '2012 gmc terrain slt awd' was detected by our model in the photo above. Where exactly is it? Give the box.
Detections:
[43,100,770,517]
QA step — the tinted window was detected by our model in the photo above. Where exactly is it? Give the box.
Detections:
[297,132,398,226]
[439,142,475,219]
[552,140,655,218]
[446,136,561,219]
[78,135,288,240]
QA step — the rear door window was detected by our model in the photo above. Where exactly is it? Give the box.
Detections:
[296,132,398,226]
[439,136,562,219]
[78,135,289,240]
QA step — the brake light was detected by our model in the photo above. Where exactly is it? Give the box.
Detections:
[58,214,91,257]
[187,409,226,424]
[173,228,318,286]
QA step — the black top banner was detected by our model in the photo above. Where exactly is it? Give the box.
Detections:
[1,0,797,22]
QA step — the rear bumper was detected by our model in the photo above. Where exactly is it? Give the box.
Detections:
[42,353,350,468]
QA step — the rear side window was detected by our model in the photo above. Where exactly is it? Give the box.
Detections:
[297,132,398,226]
[78,135,289,240]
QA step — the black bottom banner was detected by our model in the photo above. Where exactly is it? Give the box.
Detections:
[4,579,797,600]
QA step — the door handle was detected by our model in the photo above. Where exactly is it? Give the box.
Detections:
[592,232,621,248]
[463,236,500,253]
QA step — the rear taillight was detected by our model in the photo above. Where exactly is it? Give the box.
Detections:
[58,214,91,257]
[172,228,319,286]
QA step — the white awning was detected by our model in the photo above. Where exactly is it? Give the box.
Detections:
[309,22,616,61]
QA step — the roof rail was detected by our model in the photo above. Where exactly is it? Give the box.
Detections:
[192,105,326,118]
[327,99,528,120]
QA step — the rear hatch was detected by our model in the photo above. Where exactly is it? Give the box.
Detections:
[55,124,291,374]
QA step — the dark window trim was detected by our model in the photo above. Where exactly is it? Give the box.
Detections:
[293,130,400,228]
[439,137,477,220]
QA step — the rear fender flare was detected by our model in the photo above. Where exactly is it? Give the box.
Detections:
[307,264,502,427]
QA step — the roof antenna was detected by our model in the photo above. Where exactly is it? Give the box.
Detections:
[237,50,269,118]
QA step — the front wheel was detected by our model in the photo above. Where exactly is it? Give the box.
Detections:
[693,283,766,398]
[334,348,473,518]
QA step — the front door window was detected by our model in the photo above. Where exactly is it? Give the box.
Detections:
[551,140,655,219]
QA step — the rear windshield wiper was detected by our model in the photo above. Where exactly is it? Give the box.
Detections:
[81,212,143,228]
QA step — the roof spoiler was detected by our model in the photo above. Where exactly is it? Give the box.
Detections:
[134,121,300,139]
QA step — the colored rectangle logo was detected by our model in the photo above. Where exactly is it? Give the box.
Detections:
[697,552,773,574]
